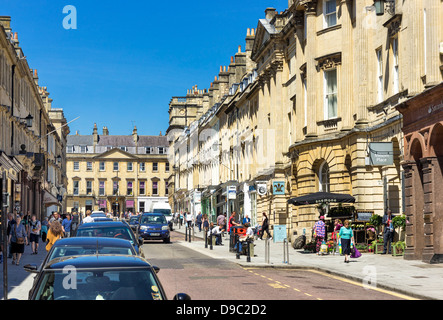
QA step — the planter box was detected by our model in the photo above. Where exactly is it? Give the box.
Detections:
[392,243,405,256]
[374,243,384,254]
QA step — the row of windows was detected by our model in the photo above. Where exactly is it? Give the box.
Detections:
[72,180,168,197]
[72,161,169,172]
[67,146,168,154]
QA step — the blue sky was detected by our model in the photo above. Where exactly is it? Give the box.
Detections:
[2,0,287,136]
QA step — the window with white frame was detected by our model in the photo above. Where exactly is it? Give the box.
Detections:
[139,181,146,195]
[127,181,133,196]
[113,162,119,171]
[86,180,92,195]
[324,68,338,119]
[86,162,92,171]
[324,0,337,28]
[140,162,145,172]
[392,37,399,95]
[319,161,330,192]
[99,181,105,196]
[73,161,79,171]
[73,181,79,196]
[152,181,158,195]
[127,162,133,172]
[146,147,152,154]
[376,48,383,103]
[99,161,105,171]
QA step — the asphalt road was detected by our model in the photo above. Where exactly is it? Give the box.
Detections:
[143,231,411,301]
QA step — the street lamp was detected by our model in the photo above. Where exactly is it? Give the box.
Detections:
[374,0,395,16]
[22,113,33,127]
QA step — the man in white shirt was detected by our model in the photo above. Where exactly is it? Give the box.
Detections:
[207,223,223,245]
[82,210,94,223]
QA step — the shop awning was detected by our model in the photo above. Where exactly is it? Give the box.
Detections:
[288,192,355,206]
[43,190,60,206]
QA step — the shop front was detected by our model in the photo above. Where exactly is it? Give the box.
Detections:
[396,83,443,263]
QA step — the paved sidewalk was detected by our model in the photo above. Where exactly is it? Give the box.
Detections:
[173,224,443,300]
[0,242,47,300]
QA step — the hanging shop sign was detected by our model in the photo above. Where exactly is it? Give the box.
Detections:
[272,181,285,195]
[256,181,267,196]
[368,142,393,166]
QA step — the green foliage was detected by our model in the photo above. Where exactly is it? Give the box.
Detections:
[369,214,382,227]
[392,215,406,231]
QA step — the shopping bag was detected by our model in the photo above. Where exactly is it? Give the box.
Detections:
[351,247,362,258]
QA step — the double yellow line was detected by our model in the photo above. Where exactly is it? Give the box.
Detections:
[243,267,418,300]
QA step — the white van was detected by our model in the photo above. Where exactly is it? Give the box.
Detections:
[152,202,173,230]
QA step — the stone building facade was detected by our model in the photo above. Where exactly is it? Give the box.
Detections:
[0,16,68,220]
[397,83,443,263]
[167,0,443,257]
[66,125,169,215]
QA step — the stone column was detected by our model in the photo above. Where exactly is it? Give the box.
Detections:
[402,160,425,261]
[304,1,318,137]
[424,0,442,87]
[355,0,369,125]
[339,0,354,131]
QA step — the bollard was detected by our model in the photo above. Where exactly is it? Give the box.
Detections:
[265,238,270,264]
[185,226,188,241]
[210,231,213,250]
[205,229,208,248]
[283,238,289,264]
[189,227,192,243]
[236,235,240,259]
[246,238,251,263]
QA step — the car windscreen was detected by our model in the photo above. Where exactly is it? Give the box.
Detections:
[34,269,164,300]
[48,246,134,260]
[76,227,135,243]
[152,209,171,216]
[140,215,167,225]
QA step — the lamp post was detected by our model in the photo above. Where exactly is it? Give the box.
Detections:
[374,0,395,16]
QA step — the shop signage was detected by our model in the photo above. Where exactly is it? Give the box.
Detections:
[368,142,393,166]
[227,186,236,200]
[256,181,267,196]
[272,181,285,195]
[273,225,287,242]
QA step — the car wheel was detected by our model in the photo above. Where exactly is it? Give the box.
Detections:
[164,237,170,243]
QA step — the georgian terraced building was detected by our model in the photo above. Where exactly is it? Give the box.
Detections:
[167,0,443,263]
[0,16,69,219]
[66,125,170,215]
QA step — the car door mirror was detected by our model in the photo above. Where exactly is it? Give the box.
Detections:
[173,293,191,300]
[24,264,39,274]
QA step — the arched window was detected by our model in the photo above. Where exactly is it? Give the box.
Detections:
[319,161,330,192]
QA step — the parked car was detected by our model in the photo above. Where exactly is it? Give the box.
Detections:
[90,211,107,219]
[128,214,141,233]
[27,255,191,300]
[24,237,138,299]
[139,213,170,243]
[73,221,144,257]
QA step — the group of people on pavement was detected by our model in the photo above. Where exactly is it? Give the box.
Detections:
[312,209,397,263]
[0,211,74,266]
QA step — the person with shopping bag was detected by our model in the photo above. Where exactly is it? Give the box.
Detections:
[339,220,355,263]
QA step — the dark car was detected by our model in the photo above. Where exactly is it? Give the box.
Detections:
[139,213,170,243]
[28,255,191,300]
[73,221,144,257]
[24,237,138,299]
[128,215,141,233]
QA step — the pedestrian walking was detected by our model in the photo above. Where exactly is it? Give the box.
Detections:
[332,219,342,255]
[313,216,326,254]
[259,212,272,240]
[228,211,239,234]
[196,212,203,232]
[41,217,49,243]
[29,215,41,255]
[339,220,355,263]
[46,220,63,252]
[382,209,394,254]
[8,215,28,266]
[62,213,72,238]
[217,213,226,232]
[185,212,193,228]
[82,210,94,223]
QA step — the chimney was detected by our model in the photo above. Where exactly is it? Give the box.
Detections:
[103,126,109,136]
[132,126,138,144]
[33,69,39,86]
[265,8,277,20]
[93,123,98,145]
